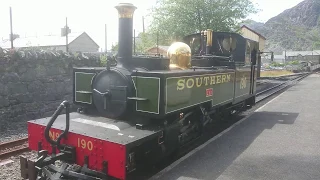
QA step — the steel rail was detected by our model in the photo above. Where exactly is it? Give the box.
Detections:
[0,137,29,160]
[0,137,28,150]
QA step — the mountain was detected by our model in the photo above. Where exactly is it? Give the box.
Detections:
[244,0,320,53]
[241,19,265,30]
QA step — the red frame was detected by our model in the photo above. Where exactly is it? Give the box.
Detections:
[28,122,127,180]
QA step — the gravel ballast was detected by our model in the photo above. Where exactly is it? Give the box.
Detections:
[0,121,28,143]
[0,151,37,180]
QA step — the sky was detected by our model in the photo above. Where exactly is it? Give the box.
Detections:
[0,0,304,51]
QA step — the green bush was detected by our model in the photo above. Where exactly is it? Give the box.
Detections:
[290,60,300,65]
[270,62,285,67]
[100,54,107,66]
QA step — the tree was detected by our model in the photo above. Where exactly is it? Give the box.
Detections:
[307,28,320,49]
[148,0,258,45]
[134,32,157,53]
[111,33,157,55]
[111,43,119,52]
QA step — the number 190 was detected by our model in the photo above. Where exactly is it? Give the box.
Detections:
[77,138,93,151]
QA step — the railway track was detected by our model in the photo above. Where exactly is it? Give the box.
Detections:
[0,137,29,160]
[256,73,309,103]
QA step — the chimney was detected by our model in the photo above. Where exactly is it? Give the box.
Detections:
[115,3,137,68]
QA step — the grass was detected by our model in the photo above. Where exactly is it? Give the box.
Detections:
[260,70,294,77]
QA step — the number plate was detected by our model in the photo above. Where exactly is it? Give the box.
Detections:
[49,130,94,151]
[206,88,213,97]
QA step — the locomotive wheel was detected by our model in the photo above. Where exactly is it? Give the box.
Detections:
[218,110,233,121]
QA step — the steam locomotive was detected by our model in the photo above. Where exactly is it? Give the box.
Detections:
[20,3,259,180]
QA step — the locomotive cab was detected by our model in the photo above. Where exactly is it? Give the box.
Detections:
[183,31,249,67]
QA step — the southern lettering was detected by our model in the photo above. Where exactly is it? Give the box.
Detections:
[177,74,231,90]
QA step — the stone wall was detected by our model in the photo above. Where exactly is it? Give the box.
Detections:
[0,48,103,127]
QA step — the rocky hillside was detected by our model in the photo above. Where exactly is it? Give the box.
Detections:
[245,0,320,53]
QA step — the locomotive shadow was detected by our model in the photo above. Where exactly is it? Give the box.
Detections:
[149,111,299,180]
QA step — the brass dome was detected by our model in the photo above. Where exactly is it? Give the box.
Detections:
[167,42,192,70]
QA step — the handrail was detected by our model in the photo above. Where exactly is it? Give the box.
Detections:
[192,55,232,60]
[44,100,70,151]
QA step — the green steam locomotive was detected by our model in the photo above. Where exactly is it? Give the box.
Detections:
[20,3,260,180]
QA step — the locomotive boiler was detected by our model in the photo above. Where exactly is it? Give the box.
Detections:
[20,3,260,180]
